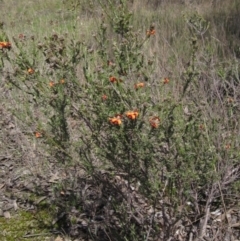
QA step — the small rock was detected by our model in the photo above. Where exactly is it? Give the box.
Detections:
[3,211,11,219]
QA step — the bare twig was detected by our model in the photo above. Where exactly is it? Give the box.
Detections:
[193,186,214,241]
[23,231,61,238]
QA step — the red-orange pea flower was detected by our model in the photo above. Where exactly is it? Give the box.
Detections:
[163,78,169,84]
[147,25,156,37]
[125,110,139,120]
[49,81,55,87]
[109,116,122,126]
[199,124,205,131]
[227,97,234,104]
[34,131,42,138]
[147,29,156,36]
[134,82,145,90]
[102,94,108,101]
[225,144,231,150]
[149,116,160,128]
[109,76,118,83]
[27,68,34,74]
[59,79,65,84]
[0,41,11,49]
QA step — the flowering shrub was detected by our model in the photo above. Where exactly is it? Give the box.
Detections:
[1,0,240,240]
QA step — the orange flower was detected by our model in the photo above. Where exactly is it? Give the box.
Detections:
[59,79,65,84]
[125,110,139,120]
[134,82,145,90]
[199,124,205,131]
[102,94,107,101]
[35,131,42,138]
[27,68,34,74]
[0,41,11,49]
[109,115,122,126]
[49,81,55,87]
[225,144,231,150]
[163,78,169,84]
[227,97,234,104]
[149,116,160,128]
[147,29,156,36]
[109,76,118,83]
[147,25,156,37]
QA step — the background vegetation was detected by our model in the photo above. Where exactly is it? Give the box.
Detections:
[1,0,240,240]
